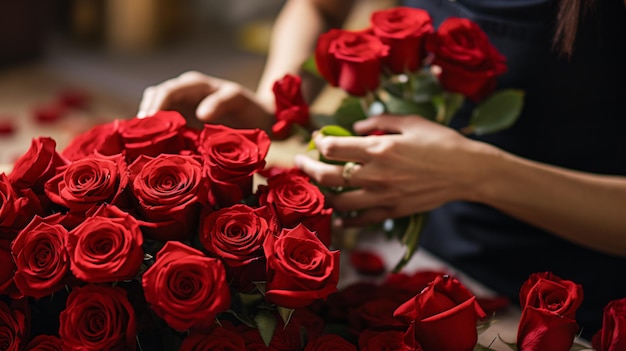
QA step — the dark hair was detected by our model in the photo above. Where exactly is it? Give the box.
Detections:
[553,0,597,57]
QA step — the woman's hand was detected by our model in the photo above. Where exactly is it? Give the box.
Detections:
[294,115,490,226]
[137,71,275,131]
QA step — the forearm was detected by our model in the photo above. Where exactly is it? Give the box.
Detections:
[467,142,626,256]
[255,0,355,110]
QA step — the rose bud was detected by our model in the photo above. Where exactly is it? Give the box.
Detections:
[592,297,626,351]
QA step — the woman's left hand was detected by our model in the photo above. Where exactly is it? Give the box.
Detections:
[294,114,490,226]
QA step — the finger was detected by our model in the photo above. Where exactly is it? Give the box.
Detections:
[137,86,157,118]
[294,154,364,188]
[314,133,372,163]
[326,189,390,212]
[195,82,246,123]
[353,115,415,135]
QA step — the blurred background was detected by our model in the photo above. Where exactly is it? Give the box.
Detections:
[0,0,390,169]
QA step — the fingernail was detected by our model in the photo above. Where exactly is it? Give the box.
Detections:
[136,112,146,119]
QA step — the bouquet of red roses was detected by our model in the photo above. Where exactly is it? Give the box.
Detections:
[273,7,525,271]
[0,111,340,350]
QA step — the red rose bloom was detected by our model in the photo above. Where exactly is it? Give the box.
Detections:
[12,216,70,298]
[517,272,583,351]
[118,111,187,162]
[350,250,386,276]
[44,153,130,213]
[129,154,206,241]
[0,240,16,295]
[200,204,276,267]
[384,270,449,303]
[179,328,247,351]
[0,300,27,351]
[0,173,38,239]
[592,297,626,351]
[426,17,506,101]
[25,335,63,351]
[349,297,406,332]
[61,120,123,162]
[59,285,136,351]
[370,7,433,73]
[258,169,332,245]
[304,334,356,351]
[359,329,418,351]
[66,205,144,283]
[393,275,486,351]
[199,124,270,206]
[8,137,66,193]
[272,74,310,140]
[142,241,230,332]
[315,29,389,96]
[264,224,340,309]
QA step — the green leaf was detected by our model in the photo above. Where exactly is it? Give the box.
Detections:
[476,317,498,335]
[307,125,353,151]
[301,55,320,77]
[467,89,524,135]
[410,70,443,103]
[384,94,436,120]
[393,212,428,273]
[442,92,465,125]
[239,292,265,308]
[254,282,267,296]
[255,309,278,347]
[277,306,295,326]
[332,97,368,132]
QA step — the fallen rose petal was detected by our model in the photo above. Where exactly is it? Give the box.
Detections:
[33,104,66,124]
[58,89,90,109]
[0,120,15,136]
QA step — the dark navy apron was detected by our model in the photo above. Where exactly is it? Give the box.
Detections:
[403,0,626,338]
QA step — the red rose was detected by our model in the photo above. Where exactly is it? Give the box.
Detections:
[315,29,389,96]
[293,308,325,341]
[179,328,247,351]
[426,17,506,101]
[258,169,332,245]
[66,205,143,283]
[242,318,303,351]
[0,240,15,295]
[44,153,130,213]
[323,282,383,322]
[393,275,486,351]
[592,297,626,351]
[25,335,63,351]
[12,216,69,298]
[142,241,230,331]
[61,120,123,162]
[8,137,66,193]
[349,297,406,332]
[200,204,276,267]
[129,154,206,241]
[0,300,27,351]
[370,7,433,74]
[272,74,310,140]
[517,272,583,351]
[350,250,385,276]
[264,224,340,309]
[59,285,136,351]
[304,334,356,351]
[198,124,270,206]
[384,270,449,303]
[0,173,38,239]
[118,111,187,162]
[359,329,418,351]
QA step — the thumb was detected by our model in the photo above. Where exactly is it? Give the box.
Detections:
[353,115,411,135]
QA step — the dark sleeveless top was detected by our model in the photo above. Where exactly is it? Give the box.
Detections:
[402,0,626,338]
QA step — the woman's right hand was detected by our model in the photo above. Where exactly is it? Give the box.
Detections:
[137,71,275,131]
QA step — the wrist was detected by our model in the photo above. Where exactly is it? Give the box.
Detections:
[454,139,506,204]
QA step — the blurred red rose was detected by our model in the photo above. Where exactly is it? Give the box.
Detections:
[66,205,143,283]
[370,7,433,73]
[12,216,69,298]
[0,240,15,296]
[142,241,230,332]
[426,17,506,102]
[0,173,39,239]
[315,28,389,96]
[44,153,130,213]
[264,224,340,309]
[198,124,270,206]
[359,329,418,351]
[118,111,187,162]
[8,137,66,193]
[304,334,356,351]
[0,300,27,351]
[349,297,406,332]
[242,317,303,351]
[394,275,486,351]
[258,169,332,245]
[61,121,123,162]
[517,272,583,351]
[272,74,310,140]
[384,270,449,303]
[350,250,385,276]
[129,154,207,241]
[592,297,626,351]
[179,327,247,351]
[25,335,63,351]
[293,308,326,341]
[59,285,136,351]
